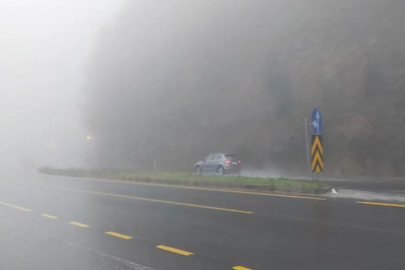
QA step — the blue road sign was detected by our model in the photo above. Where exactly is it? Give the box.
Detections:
[311,108,322,135]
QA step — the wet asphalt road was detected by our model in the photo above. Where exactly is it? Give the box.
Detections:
[0,173,404,270]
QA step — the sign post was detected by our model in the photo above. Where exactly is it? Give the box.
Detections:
[304,118,312,176]
[310,109,324,176]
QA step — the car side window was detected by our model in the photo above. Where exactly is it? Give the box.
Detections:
[205,154,214,161]
[213,154,221,160]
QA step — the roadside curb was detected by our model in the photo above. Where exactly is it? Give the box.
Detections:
[38,170,330,195]
[117,176,330,195]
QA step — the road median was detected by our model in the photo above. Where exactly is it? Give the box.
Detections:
[38,167,330,195]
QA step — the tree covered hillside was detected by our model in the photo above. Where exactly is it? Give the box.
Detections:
[83,0,405,177]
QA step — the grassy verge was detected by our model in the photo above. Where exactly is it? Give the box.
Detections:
[38,167,329,193]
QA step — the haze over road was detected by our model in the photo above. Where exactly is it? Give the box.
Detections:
[0,172,404,270]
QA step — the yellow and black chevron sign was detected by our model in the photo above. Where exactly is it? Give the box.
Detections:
[311,135,324,173]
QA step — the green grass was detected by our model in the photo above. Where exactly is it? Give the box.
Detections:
[38,167,328,189]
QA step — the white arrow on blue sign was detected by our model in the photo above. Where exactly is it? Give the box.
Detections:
[311,108,322,135]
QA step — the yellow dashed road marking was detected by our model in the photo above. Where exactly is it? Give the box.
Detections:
[357,202,405,208]
[0,201,32,212]
[106,231,133,240]
[233,266,254,270]
[42,214,58,219]
[156,245,193,256]
[69,221,90,228]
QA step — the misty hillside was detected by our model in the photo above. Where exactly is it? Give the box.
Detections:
[83,0,405,177]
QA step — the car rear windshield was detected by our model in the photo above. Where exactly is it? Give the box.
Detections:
[225,154,238,161]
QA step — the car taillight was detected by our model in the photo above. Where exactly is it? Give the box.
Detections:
[238,160,241,164]
[225,160,231,164]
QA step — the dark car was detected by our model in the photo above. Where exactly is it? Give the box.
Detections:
[194,153,241,175]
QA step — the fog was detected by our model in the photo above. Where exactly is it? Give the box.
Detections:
[0,0,123,170]
[3,1,405,177]
[83,0,405,177]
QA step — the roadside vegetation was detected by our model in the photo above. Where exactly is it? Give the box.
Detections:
[38,167,329,193]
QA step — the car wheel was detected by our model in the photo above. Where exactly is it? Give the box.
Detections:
[195,166,201,175]
[217,166,224,176]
